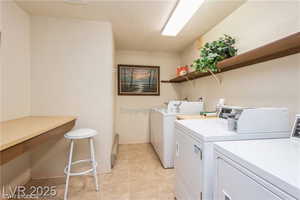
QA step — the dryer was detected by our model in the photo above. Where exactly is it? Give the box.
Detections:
[174,107,291,200]
[214,115,300,200]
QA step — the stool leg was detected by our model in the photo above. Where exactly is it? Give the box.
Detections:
[89,138,99,191]
[64,140,74,200]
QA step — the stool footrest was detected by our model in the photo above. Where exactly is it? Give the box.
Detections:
[64,159,97,176]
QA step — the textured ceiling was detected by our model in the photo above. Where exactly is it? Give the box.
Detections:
[17,0,245,52]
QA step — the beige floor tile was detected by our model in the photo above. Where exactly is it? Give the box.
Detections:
[26,143,175,200]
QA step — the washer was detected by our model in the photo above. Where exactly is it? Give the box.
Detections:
[174,107,291,200]
[214,115,300,200]
[150,108,177,168]
[150,101,203,168]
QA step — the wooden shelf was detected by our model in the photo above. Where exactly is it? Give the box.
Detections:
[162,32,300,83]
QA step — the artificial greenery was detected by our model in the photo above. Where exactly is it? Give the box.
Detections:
[192,34,237,73]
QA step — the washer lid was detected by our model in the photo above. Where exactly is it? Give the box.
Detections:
[214,139,300,199]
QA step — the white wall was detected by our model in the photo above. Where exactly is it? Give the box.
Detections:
[1,1,31,121]
[115,51,180,144]
[179,0,300,124]
[30,16,114,177]
[0,0,2,123]
[0,0,31,187]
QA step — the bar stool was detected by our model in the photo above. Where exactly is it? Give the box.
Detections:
[64,128,99,200]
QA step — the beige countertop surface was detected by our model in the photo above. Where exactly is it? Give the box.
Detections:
[0,116,76,151]
[176,114,217,120]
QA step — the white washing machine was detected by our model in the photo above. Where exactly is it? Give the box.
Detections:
[174,107,291,200]
[150,101,203,168]
[214,115,300,200]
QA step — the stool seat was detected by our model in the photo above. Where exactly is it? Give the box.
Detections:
[64,128,97,139]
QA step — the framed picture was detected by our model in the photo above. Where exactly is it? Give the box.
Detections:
[118,65,160,96]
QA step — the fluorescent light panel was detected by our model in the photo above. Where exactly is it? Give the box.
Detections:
[162,0,204,36]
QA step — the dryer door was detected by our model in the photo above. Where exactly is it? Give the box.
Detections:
[175,128,203,200]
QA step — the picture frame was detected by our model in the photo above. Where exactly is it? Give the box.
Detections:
[118,65,160,96]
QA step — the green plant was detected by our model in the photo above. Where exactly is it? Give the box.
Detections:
[192,34,237,74]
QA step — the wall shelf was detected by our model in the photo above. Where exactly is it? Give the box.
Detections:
[161,32,300,83]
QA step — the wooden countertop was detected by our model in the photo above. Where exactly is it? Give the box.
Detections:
[176,115,217,120]
[0,116,76,151]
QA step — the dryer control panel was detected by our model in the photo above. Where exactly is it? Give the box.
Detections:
[219,106,290,134]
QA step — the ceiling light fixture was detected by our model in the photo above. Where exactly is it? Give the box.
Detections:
[161,0,205,36]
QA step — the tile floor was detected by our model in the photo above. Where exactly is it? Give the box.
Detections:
[29,143,175,200]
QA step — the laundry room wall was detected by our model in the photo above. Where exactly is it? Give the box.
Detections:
[0,0,31,188]
[30,16,114,177]
[115,50,181,144]
[178,0,300,124]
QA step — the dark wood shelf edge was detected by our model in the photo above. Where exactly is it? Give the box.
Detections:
[161,32,300,83]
